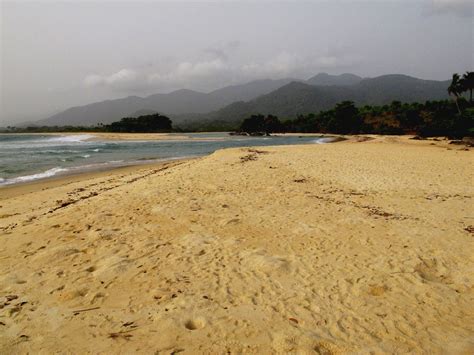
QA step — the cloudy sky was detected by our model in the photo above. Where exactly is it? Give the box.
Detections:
[1,0,473,124]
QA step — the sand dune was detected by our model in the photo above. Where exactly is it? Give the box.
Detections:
[1,136,473,353]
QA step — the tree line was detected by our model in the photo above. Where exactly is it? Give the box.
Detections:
[237,100,473,138]
[102,114,172,133]
[2,113,173,134]
[237,72,473,138]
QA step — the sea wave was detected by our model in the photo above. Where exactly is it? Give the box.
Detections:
[0,156,194,186]
[313,137,343,144]
[0,167,68,186]
[0,134,96,150]
[46,134,94,143]
[37,149,81,154]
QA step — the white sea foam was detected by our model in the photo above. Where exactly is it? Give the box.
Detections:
[46,134,94,143]
[0,167,68,186]
[82,154,91,158]
[0,134,95,150]
[313,137,340,144]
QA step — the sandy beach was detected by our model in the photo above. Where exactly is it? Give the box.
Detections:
[0,136,473,353]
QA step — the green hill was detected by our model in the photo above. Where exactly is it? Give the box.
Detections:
[202,75,450,124]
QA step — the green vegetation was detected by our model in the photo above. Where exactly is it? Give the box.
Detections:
[448,72,474,117]
[2,114,173,134]
[103,113,172,133]
[173,119,238,133]
[238,115,283,135]
[205,75,450,124]
[0,125,98,133]
[237,99,473,138]
[234,72,473,138]
[448,72,474,106]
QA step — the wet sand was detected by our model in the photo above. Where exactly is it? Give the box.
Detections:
[0,136,473,353]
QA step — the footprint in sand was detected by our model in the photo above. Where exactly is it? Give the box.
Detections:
[240,250,294,274]
[368,285,389,296]
[414,258,452,284]
[184,317,206,330]
[58,287,89,301]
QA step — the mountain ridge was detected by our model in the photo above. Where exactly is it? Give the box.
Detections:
[37,74,450,126]
[306,72,363,86]
[203,74,450,123]
[37,78,299,126]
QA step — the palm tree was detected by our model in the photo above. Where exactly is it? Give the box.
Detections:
[448,73,462,113]
[461,71,474,103]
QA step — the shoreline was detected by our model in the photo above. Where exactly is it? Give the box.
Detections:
[0,134,466,193]
[2,130,465,144]
[0,157,196,200]
[0,131,333,141]
[0,132,332,189]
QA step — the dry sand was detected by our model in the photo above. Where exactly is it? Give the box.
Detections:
[0,136,473,353]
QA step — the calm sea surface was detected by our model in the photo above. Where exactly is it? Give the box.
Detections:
[0,133,328,186]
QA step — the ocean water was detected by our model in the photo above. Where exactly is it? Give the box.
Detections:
[0,133,326,186]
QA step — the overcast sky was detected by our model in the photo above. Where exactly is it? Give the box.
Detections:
[1,0,473,125]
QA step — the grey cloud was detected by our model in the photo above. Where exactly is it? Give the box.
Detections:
[82,48,363,94]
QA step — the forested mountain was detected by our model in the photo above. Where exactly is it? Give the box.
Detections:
[36,74,450,127]
[306,73,362,86]
[203,75,450,123]
[37,79,297,126]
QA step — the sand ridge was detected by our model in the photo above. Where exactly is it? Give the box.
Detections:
[0,136,473,353]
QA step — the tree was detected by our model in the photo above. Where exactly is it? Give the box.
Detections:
[263,115,283,133]
[240,114,265,133]
[104,113,172,132]
[461,71,474,103]
[327,101,363,134]
[448,73,463,114]
[239,114,283,134]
